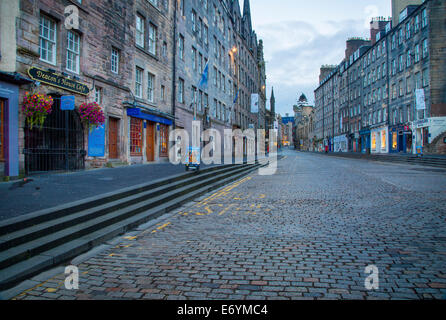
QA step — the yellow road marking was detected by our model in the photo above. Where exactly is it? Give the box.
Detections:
[157,222,171,230]
[124,236,137,240]
[259,194,266,199]
[218,204,236,216]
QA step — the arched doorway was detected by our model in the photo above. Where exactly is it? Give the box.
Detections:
[24,95,85,174]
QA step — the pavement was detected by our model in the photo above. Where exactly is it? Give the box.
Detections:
[5,150,446,300]
[0,161,215,221]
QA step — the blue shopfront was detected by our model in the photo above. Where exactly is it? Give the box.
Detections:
[360,129,371,154]
[389,125,412,154]
[0,72,33,178]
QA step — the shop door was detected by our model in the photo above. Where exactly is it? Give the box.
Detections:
[146,122,155,162]
[0,100,4,161]
[108,118,119,159]
[24,96,85,174]
[398,133,404,152]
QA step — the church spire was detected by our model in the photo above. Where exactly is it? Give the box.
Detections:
[243,0,251,18]
[270,87,275,117]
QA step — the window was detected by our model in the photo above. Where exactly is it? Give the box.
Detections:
[414,15,420,32]
[422,69,429,87]
[406,23,411,39]
[149,0,158,7]
[406,76,411,94]
[160,124,168,157]
[178,35,184,60]
[147,73,155,102]
[148,24,157,55]
[415,44,420,62]
[191,10,197,32]
[399,80,404,97]
[392,59,396,75]
[111,48,119,73]
[161,85,165,101]
[0,100,4,161]
[382,62,386,78]
[180,0,184,16]
[398,28,403,45]
[192,47,197,71]
[203,25,208,45]
[399,55,404,72]
[391,34,396,49]
[421,9,427,28]
[213,67,217,86]
[422,39,428,59]
[178,78,184,103]
[136,14,145,48]
[39,15,57,64]
[162,41,167,58]
[66,31,80,73]
[198,18,203,40]
[130,118,143,156]
[406,50,412,67]
[94,86,102,104]
[135,67,143,98]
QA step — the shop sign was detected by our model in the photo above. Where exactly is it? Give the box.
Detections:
[60,95,75,110]
[28,67,90,95]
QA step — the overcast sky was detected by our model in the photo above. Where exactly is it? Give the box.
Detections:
[249,0,392,116]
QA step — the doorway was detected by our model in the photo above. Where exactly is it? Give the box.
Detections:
[24,96,85,174]
[146,122,155,162]
[108,117,119,159]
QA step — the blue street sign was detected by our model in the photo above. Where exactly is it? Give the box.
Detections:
[60,95,75,110]
[88,125,105,157]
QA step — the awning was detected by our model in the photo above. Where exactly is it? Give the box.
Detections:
[126,107,173,126]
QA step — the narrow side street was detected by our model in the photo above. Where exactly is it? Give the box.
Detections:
[9,150,446,300]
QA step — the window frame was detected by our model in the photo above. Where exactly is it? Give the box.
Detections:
[66,30,81,74]
[111,48,120,74]
[39,14,57,65]
[135,67,143,99]
[130,118,143,156]
[136,14,145,48]
[147,72,155,103]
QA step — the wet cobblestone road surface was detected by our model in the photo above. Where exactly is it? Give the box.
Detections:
[10,150,446,300]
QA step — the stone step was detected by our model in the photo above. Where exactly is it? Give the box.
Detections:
[0,164,247,251]
[0,164,233,236]
[0,164,261,290]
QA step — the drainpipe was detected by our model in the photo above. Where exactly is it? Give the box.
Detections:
[171,0,177,129]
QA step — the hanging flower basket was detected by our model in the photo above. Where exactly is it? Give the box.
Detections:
[79,101,105,132]
[22,92,53,130]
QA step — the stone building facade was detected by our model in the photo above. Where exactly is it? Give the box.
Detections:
[173,0,266,151]
[314,0,446,155]
[0,0,267,178]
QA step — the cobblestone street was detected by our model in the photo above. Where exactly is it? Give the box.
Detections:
[11,150,446,300]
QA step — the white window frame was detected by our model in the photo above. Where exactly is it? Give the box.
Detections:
[135,67,143,98]
[111,48,120,74]
[136,14,145,48]
[147,72,155,103]
[66,30,80,74]
[39,15,57,65]
[148,24,157,55]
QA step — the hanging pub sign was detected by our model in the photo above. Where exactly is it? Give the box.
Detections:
[28,67,90,95]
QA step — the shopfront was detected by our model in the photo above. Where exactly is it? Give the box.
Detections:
[389,125,412,154]
[411,117,446,155]
[333,134,348,153]
[0,72,32,178]
[360,129,371,154]
[371,126,388,154]
[127,107,173,164]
